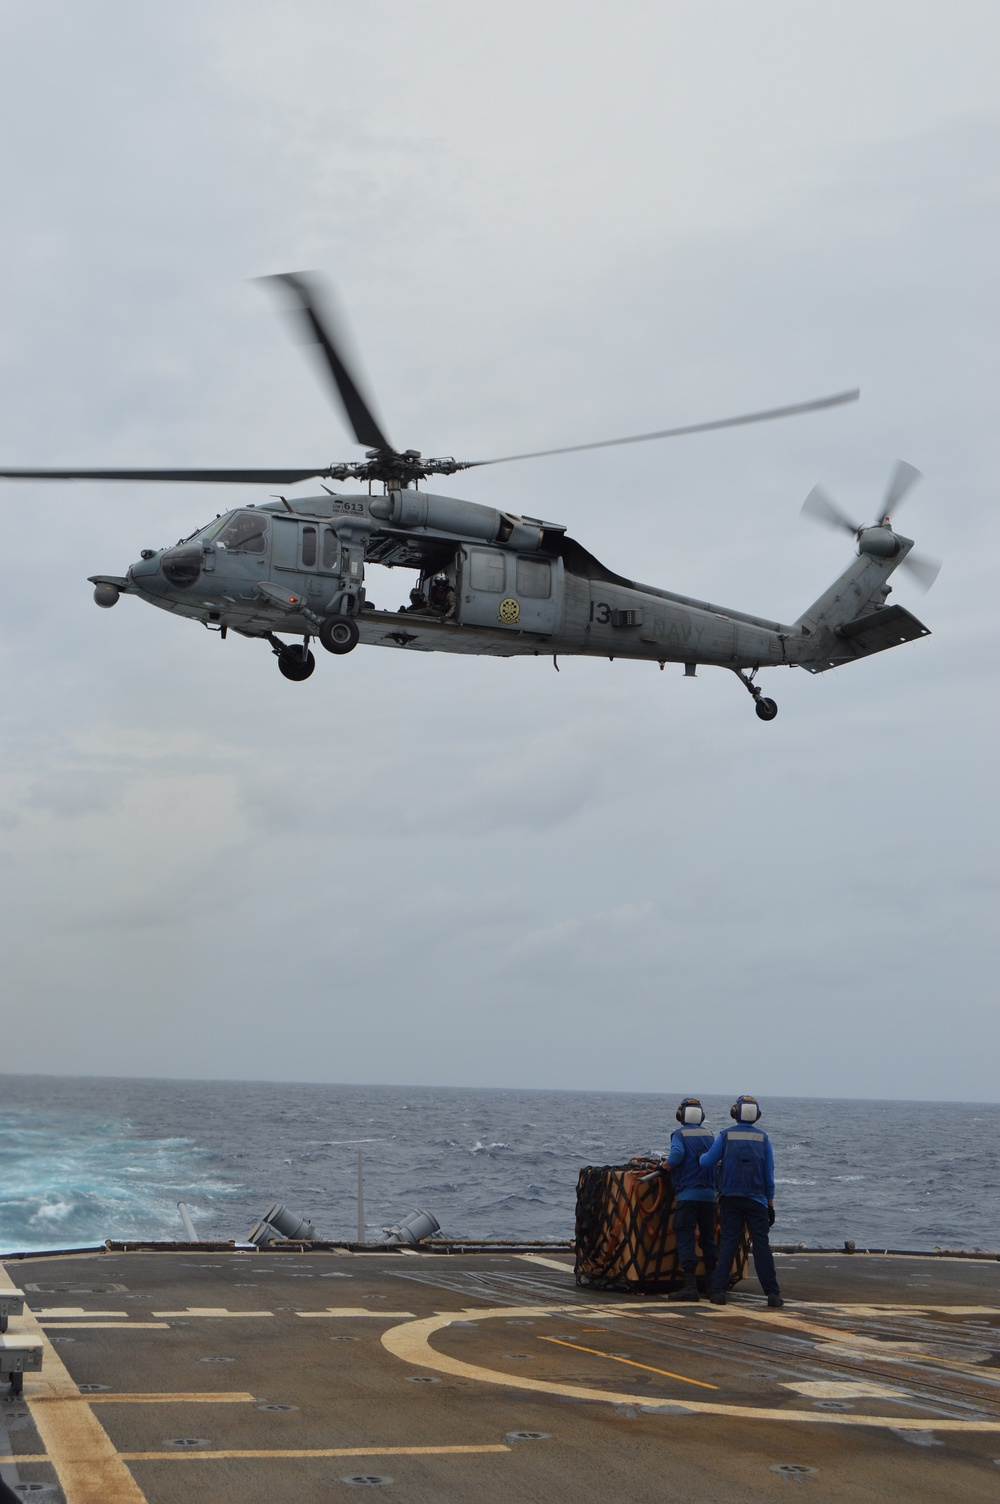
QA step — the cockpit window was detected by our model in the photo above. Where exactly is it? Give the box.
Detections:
[196,515,229,544]
[217,511,268,553]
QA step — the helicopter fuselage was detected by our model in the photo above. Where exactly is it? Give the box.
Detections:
[90,487,930,701]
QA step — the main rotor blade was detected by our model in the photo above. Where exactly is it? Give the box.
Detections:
[901,549,941,592]
[880,459,922,521]
[0,466,332,484]
[800,483,859,534]
[469,389,860,468]
[260,272,393,453]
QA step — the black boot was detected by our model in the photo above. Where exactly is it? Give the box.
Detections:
[668,1271,700,1302]
[697,1263,717,1296]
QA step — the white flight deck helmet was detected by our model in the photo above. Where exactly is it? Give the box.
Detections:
[730,1095,762,1123]
[676,1097,705,1125]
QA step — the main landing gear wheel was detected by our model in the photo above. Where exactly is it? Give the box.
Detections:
[319,617,360,655]
[733,667,777,721]
[278,645,316,681]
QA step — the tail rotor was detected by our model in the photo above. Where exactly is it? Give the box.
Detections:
[801,461,940,592]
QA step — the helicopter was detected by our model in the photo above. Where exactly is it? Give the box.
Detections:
[0,273,939,720]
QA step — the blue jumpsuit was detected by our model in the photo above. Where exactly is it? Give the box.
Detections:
[700,1123,780,1298]
[666,1123,718,1274]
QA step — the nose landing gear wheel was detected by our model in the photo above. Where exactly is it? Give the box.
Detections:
[319,616,360,655]
[278,645,316,681]
[755,696,778,721]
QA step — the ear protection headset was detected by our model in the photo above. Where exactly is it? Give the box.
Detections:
[676,1097,705,1125]
[730,1095,761,1123]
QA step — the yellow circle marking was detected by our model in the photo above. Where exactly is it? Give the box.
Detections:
[498,597,520,625]
[379,1303,1000,1432]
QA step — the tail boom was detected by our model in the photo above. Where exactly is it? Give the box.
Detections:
[790,536,931,673]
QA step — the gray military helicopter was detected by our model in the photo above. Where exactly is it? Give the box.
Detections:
[0,274,939,719]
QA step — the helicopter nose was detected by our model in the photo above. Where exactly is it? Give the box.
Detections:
[128,552,167,593]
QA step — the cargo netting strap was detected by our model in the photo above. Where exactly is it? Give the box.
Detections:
[574,1159,749,1294]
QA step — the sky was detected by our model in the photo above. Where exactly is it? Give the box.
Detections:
[0,1,997,1100]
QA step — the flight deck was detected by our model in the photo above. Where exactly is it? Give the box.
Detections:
[2,1245,999,1502]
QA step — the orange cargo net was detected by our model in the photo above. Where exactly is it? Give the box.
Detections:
[574,1159,749,1294]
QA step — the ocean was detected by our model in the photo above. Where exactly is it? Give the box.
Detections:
[0,1076,996,1255]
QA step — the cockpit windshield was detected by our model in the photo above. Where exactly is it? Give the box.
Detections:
[193,515,229,545]
[216,511,269,553]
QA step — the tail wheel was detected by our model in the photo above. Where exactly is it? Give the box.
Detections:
[278,645,316,681]
[319,616,360,655]
[755,696,778,721]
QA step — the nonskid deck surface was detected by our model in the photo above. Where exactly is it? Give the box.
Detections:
[2,1249,999,1502]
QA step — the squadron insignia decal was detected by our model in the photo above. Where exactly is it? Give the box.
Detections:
[498,597,520,625]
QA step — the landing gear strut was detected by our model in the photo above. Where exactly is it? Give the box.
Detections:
[733,667,778,721]
[269,634,316,681]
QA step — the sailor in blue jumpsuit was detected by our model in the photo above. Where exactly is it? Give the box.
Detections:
[699,1095,784,1307]
[665,1097,717,1302]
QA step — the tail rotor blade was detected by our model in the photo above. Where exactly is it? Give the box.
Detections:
[259,272,393,453]
[801,484,859,534]
[880,460,922,521]
[901,550,941,592]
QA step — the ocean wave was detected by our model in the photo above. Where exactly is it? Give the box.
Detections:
[0,1106,240,1253]
[1,1081,998,1252]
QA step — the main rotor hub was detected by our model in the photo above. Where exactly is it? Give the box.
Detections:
[324,450,470,488]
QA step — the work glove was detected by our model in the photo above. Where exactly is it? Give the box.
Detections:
[767,1207,775,1227]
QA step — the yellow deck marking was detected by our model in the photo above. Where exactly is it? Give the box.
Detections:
[297,1308,415,1318]
[539,1334,719,1390]
[621,1311,682,1321]
[810,1302,1000,1317]
[86,1393,256,1406]
[782,1381,908,1400]
[37,1322,170,1330]
[380,1303,1000,1432]
[31,1310,129,1320]
[116,1445,509,1460]
[0,1266,147,1504]
[516,1254,574,1273]
[716,1305,1000,1372]
[152,1308,274,1318]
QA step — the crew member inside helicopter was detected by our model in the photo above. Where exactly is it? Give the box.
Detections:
[428,572,457,619]
[216,511,268,552]
[400,585,428,614]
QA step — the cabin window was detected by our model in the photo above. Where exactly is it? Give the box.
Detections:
[217,511,268,553]
[516,557,551,599]
[302,526,318,567]
[469,550,505,592]
[322,527,339,571]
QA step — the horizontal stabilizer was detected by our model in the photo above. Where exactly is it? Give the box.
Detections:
[803,604,930,674]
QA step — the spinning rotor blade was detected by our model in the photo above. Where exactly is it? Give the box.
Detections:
[801,483,859,534]
[0,466,333,484]
[470,389,860,468]
[879,459,922,521]
[260,272,393,453]
[901,550,941,592]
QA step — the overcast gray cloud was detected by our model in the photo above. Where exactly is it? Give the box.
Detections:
[0,1,997,1099]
